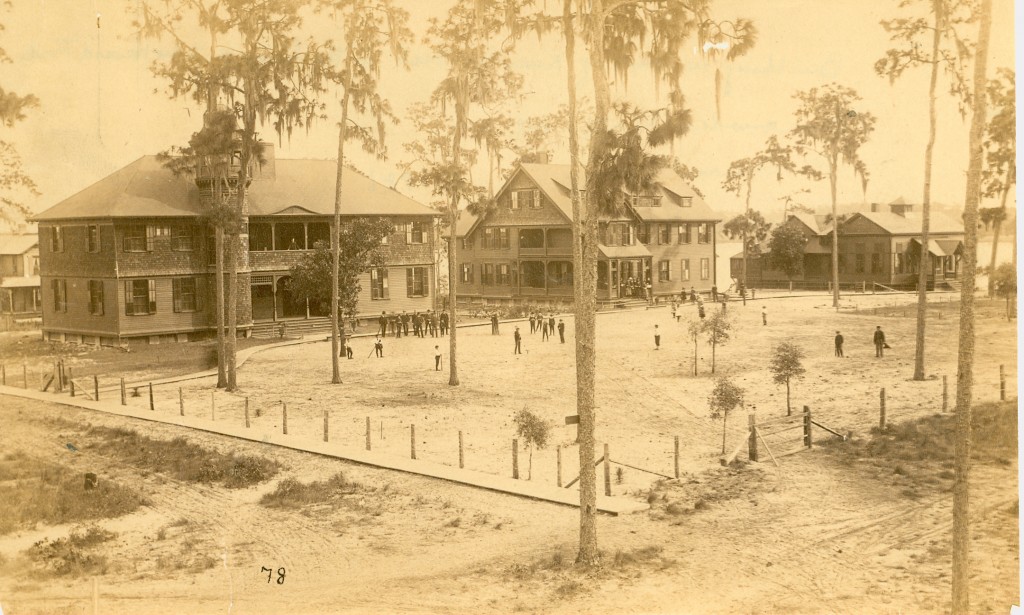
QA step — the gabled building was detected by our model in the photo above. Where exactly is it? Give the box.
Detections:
[34,152,438,345]
[732,204,965,291]
[455,163,720,307]
[0,233,41,319]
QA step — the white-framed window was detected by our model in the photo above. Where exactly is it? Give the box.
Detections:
[172,277,201,312]
[172,225,195,252]
[680,259,690,281]
[460,263,474,283]
[50,226,64,252]
[123,226,148,252]
[678,223,691,244]
[87,225,100,253]
[370,268,389,300]
[658,260,671,282]
[697,223,711,244]
[406,221,428,244]
[125,279,157,315]
[700,258,710,280]
[406,267,428,297]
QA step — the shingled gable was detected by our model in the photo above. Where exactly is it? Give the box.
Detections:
[845,211,963,235]
[34,156,436,221]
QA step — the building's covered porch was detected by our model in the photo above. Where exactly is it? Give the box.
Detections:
[596,244,653,301]
[907,238,964,281]
[250,273,327,322]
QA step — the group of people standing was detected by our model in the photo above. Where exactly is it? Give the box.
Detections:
[377,310,449,339]
[527,312,566,343]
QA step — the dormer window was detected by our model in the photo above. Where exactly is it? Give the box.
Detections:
[631,195,661,207]
[681,196,693,207]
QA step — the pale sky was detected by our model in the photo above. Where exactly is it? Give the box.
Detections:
[1,0,1016,226]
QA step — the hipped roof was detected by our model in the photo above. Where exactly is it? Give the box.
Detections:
[0,234,37,255]
[34,156,435,222]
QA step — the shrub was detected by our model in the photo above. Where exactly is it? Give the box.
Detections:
[28,526,115,577]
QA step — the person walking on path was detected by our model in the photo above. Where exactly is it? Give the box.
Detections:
[548,314,555,336]
[434,345,442,370]
[654,324,661,349]
[834,331,844,357]
[374,336,384,358]
[514,327,522,354]
[761,306,767,326]
[541,317,550,341]
[529,313,536,334]
[557,319,565,343]
[873,325,886,358]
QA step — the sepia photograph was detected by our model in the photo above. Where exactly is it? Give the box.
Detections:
[0,0,1018,613]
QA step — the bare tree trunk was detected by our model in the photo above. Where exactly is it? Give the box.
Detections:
[952,1,991,612]
[987,183,1009,295]
[226,231,238,391]
[569,0,599,566]
[741,179,750,305]
[215,225,226,388]
[330,54,353,385]
[914,1,943,381]
[447,207,460,386]
[829,163,840,307]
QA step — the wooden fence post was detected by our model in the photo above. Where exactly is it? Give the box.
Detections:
[674,436,680,479]
[148,383,154,410]
[879,388,886,430]
[999,364,1006,401]
[323,411,329,442]
[556,445,562,487]
[365,417,371,450]
[512,439,519,479]
[458,431,464,469]
[67,367,73,389]
[747,413,758,462]
[210,392,215,421]
[244,397,250,428]
[603,443,611,496]
[942,375,948,412]
[2,364,6,386]
[179,388,184,416]
[410,424,416,459]
[120,377,126,406]
[803,405,813,448]
[70,378,75,397]
[93,376,99,401]
[282,403,287,435]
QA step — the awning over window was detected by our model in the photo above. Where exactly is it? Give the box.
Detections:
[598,244,653,259]
[910,238,963,257]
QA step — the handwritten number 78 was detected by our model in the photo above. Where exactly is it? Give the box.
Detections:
[261,566,286,584]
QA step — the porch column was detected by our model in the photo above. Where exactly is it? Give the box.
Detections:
[270,223,276,251]
[272,275,279,321]
[303,223,309,250]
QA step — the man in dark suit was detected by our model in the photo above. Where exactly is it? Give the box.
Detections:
[873,326,886,358]
[557,319,566,343]
[835,331,844,357]
[514,327,522,354]
[378,311,387,337]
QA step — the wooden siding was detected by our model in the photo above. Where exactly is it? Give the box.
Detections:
[40,276,121,337]
[357,265,434,316]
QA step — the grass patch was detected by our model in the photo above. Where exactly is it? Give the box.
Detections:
[86,427,280,488]
[258,473,361,509]
[28,525,116,577]
[822,400,1017,494]
[646,465,766,523]
[0,455,146,535]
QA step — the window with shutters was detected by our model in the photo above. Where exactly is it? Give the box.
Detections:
[855,254,865,273]
[172,277,200,312]
[511,189,540,209]
[148,225,170,250]
[50,226,64,252]
[172,225,195,251]
[407,221,427,244]
[125,279,156,315]
[461,263,474,283]
[483,228,494,249]
[637,223,650,244]
[658,224,671,245]
[680,259,690,281]
[52,279,67,312]
[370,268,389,300]
[700,258,710,280]
[678,223,691,244]
[658,260,671,282]
[124,226,148,252]
[697,223,710,244]
[481,263,494,285]
[499,227,510,249]
[88,280,104,315]
[406,267,427,296]
[871,253,882,274]
[87,225,100,253]
[496,263,511,285]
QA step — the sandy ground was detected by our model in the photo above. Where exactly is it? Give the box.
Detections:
[0,291,1017,613]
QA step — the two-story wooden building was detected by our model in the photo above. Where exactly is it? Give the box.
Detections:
[34,154,438,345]
[455,163,720,307]
[0,233,41,320]
[733,206,965,291]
